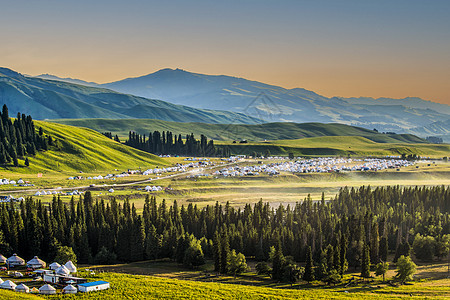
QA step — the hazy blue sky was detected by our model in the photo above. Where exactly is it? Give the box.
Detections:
[1,0,449,104]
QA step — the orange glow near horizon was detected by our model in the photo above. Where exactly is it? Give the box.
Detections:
[1,1,449,105]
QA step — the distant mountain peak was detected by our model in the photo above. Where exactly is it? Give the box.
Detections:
[0,67,23,78]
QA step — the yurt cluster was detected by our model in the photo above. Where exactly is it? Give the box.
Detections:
[0,253,110,295]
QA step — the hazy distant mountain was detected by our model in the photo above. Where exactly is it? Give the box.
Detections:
[101,68,450,131]
[35,73,99,87]
[407,119,450,143]
[0,67,260,123]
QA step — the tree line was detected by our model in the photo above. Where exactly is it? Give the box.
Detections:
[0,185,448,283]
[121,130,231,157]
[0,104,53,166]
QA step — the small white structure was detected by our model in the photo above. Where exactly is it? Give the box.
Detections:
[0,278,4,284]
[6,253,25,267]
[64,261,77,273]
[30,287,39,294]
[39,284,56,295]
[0,254,6,263]
[108,188,114,193]
[49,262,61,270]
[27,256,47,269]
[55,265,70,276]
[78,280,110,292]
[63,284,78,294]
[15,283,30,293]
[0,280,17,290]
[14,271,23,278]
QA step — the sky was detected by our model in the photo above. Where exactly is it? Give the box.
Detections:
[1,0,449,104]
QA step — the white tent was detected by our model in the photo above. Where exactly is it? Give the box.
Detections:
[6,253,25,266]
[14,271,23,278]
[39,284,56,295]
[0,254,6,263]
[55,265,70,276]
[15,283,30,293]
[0,280,17,290]
[27,256,47,269]
[0,278,3,284]
[63,284,78,294]
[64,261,77,273]
[49,262,61,270]
[108,188,114,193]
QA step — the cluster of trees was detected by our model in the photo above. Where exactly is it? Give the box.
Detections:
[0,185,448,283]
[0,105,53,166]
[102,132,120,143]
[124,131,231,157]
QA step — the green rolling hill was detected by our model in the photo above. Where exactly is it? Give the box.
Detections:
[1,121,167,174]
[50,118,428,143]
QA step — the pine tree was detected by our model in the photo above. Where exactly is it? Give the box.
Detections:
[213,231,221,272]
[303,246,315,281]
[361,244,371,279]
[271,241,285,280]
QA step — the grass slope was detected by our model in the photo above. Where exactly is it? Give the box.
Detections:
[217,136,450,157]
[49,119,427,143]
[1,121,167,175]
[1,272,448,299]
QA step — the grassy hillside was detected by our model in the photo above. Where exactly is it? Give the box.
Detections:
[0,121,167,175]
[217,136,450,157]
[0,68,259,124]
[0,271,448,299]
[49,119,427,143]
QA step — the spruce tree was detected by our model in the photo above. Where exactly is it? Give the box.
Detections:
[361,244,371,279]
[303,246,315,281]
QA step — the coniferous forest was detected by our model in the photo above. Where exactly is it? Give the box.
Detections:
[0,104,52,166]
[0,185,448,282]
[123,130,231,157]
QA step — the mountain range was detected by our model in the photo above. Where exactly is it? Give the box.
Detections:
[0,67,259,124]
[2,66,449,139]
[39,68,450,134]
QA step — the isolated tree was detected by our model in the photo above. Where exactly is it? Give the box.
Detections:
[255,262,272,277]
[228,250,247,277]
[283,263,304,286]
[375,261,389,282]
[395,255,416,283]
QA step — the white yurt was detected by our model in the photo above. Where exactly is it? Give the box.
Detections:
[0,254,6,263]
[0,278,3,284]
[55,265,70,276]
[64,261,77,273]
[39,284,56,295]
[63,284,78,294]
[15,283,30,293]
[49,262,61,270]
[0,280,17,290]
[108,188,114,193]
[6,253,25,267]
[27,256,47,269]
[14,271,23,278]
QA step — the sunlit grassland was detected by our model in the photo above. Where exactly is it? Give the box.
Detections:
[216,136,450,157]
[0,121,167,177]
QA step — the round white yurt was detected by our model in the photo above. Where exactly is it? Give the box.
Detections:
[15,283,30,293]
[64,261,77,273]
[39,284,56,295]
[0,280,17,290]
[27,256,47,269]
[63,284,77,294]
[55,265,70,276]
[108,188,114,193]
[0,254,6,263]
[6,254,25,267]
[0,278,4,284]
[49,262,61,270]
